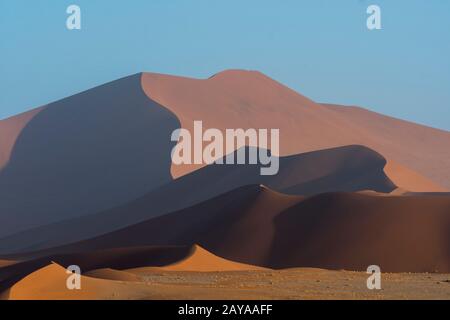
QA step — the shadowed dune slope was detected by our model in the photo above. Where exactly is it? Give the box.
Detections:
[270,192,450,272]
[6,185,450,273]
[0,145,395,254]
[1,185,304,261]
[142,70,450,189]
[0,74,180,238]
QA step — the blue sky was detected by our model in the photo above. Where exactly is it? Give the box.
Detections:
[1,0,449,130]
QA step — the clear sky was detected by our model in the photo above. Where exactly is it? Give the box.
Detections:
[1,0,449,130]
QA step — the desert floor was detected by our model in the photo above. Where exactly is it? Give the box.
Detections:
[125,269,450,300]
[6,266,449,300]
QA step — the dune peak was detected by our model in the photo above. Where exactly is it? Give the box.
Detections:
[208,69,265,79]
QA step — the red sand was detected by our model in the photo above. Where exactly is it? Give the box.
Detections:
[141,70,450,190]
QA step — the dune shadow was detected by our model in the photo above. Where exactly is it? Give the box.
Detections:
[0,73,180,237]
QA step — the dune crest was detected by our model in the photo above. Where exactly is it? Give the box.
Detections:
[130,245,266,272]
[0,107,44,170]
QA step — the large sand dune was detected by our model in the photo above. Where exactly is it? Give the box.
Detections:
[0,71,448,235]
[142,70,450,189]
[0,74,180,237]
[7,185,449,273]
[0,70,448,239]
[0,145,396,254]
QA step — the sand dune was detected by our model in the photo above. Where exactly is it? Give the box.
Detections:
[128,245,265,272]
[0,245,263,295]
[3,261,267,300]
[0,70,448,239]
[142,70,450,189]
[0,74,180,238]
[322,103,450,189]
[1,69,449,299]
[0,145,395,254]
[0,246,190,293]
[0,186,302,260]
[8,185,449,273]
[269,192,450,272]
[3,263,155,300]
